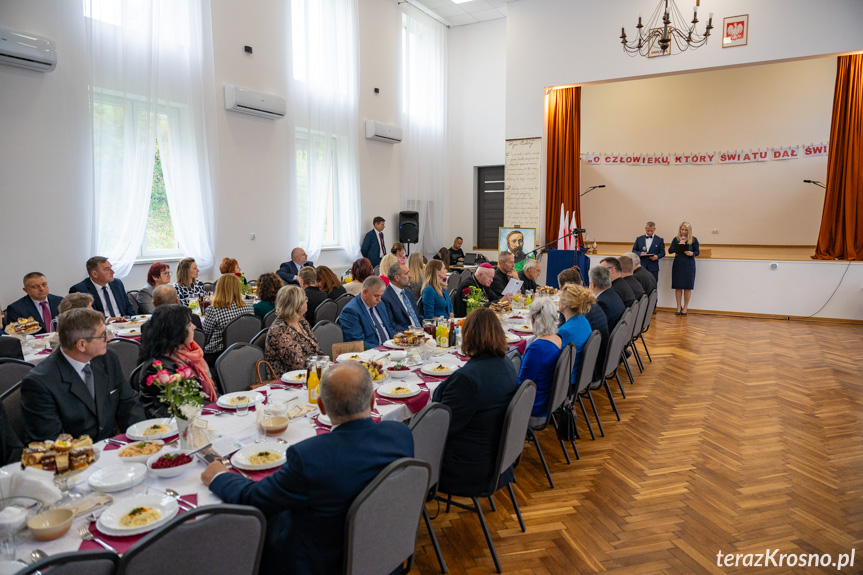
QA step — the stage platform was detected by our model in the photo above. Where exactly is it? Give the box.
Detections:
[592,242,819,262]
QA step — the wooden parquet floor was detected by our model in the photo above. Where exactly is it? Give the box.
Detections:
[412,312,863,574]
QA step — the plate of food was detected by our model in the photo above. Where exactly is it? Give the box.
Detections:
[281,370,306,384]
[88,463,148,493]
[96,494,179,537]
[126,418,177,441]
[505,332,522,343]
[115,440,164,463]
[230,442,288,471]
[512,324,534,334]
[316,413,332,427]
[386,331,428,349]
[20,434,97,475]
[4,317,41,336]
[336,352,368,362]
[216,391,265,410]
[420,363,456,377]
[377,382,421,399]
[359,360,387,382]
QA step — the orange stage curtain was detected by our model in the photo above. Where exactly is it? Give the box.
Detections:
[813,54,863,261]
[545,87,581,249]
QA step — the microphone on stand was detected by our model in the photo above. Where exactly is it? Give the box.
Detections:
[803,179,826,189]
[581,184,606,197]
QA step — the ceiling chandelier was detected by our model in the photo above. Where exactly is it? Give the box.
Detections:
[621,0,713,57]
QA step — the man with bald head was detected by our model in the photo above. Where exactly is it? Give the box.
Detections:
[624,252,657,295]
[203,361,413,574]
[452,263,500,318]
[617,254,646,302]
[277,247,315,285]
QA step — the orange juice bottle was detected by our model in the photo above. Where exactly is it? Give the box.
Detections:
[308,370,320,404]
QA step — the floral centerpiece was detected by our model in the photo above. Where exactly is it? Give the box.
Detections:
[236,272,253,296]
[146,362,209,448]
[462,286,488,315]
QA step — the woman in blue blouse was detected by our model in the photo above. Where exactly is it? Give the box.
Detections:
[421,260,454,319]
[557,283,595,384]
[517,297,563,422]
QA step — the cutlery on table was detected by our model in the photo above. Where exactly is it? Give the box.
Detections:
[29,549,48,564]
[162,488,197,510]
[78,525,118,553]
[105,438,127,447]
[221,457,252,479]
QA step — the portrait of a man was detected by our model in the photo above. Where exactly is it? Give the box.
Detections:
[498,227,536,271]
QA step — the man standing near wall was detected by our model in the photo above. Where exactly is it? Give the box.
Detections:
[632,221,664,283]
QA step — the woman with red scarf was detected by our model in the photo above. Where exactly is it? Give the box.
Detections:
[139,305,217,418]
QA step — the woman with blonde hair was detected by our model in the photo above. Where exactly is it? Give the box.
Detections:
[378,254,398,286]
[202,273,254,367]
[265,285,322,373]
[407,252,425,300]
[518,297,563,421]
[668,221,699,315]
[557,283,595,383]
[316,266,346,300]
[421,260,453,319]
[174,257,207,306]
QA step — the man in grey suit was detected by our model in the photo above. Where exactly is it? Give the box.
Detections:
[21,308,145,442]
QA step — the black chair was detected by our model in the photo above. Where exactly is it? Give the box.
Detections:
[201,281,214,293]
[312,320,344,359]
[250,328,268,351]
[527,343,577,488]
[436,381,536,573]
[571,331,602,441]
[0,382,24,442]
[372,265,380,276]
[263,309,277,328]
[193,328,206,349]
[344,458,431,575]
[409,402,452,573]
[107,338,141,381]
[334,294,353,315]
[446,272,460,293]
[190,314,203,330]
[126,291,141,315]
[638,289,658,362]
[0,335,24,361]
[0,358,34,397]
[20,549,119,575]
[215,343,264,395]
[314,299,338,325]
[582,309,632,434]
[118,504,266,575]
[223,314,263,349]
[129,362,147,393]
[628,294,650,372]
[619,300,640,385]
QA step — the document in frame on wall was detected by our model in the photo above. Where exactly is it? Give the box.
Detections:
[502,278,524,296]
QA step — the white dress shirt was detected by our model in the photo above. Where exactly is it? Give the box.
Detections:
[92,279,122,318]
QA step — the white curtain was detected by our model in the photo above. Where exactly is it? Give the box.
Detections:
[85,0,217,278]
[290,0,362,263]
[400,5,447,257]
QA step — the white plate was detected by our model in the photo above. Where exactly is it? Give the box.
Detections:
[116,327,143,337]
[96,494,179,536]
[88,463,148,493]
[512,325,534,334]
[126,418,178,441]
[336,352,368,362]
[505,333,522,343]
[230,442,288,471]
[131,314,151,321]
[317,413,332,427]
[115,440,165,463]
[378,382,421,399]
[217,391,265,410]
[421,363,456,377]
[281,370,307,384]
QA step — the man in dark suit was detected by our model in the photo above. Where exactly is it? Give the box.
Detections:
[617,254,646,302]
[6,272,63,334]
[381,262,421,332]
[276,247,314,285]
[590,265,625,331]
[298,267,328,326]
[203,361,413,575]
[601,257,635,307]
[360,216,387,268]
[452,264,497,318]
[625,252,658,295]
[488,251,519,302]
[338,276,395,349]
[21,308,145,442]
[632,221,665,282]
[69,256,135,319]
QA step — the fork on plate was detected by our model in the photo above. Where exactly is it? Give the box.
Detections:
[78,525,118,553]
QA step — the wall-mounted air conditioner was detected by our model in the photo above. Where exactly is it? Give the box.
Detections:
[365,120,403,144]
[224,84,286,120]
[0,25,57,72]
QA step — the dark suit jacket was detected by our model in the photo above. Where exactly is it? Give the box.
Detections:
[210,418,413,575]
[452,275,494,318]
[381,285,420,333]
[69,278,135,317]
[597,288,626,331]
[337,296,395,350]
[0,403,23,466]
[432,352,517,495]
[304,286,328,327]
[632,234,665,275]
[633,266,658,294]
[360,229,385,267]
[611,277,635,307]
[623,275,646,302]
[276,260,315,285]
[6,294,63,334]
[488,268,511,302]
[21,349,146,442]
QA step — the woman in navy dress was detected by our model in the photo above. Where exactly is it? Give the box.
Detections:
[668,221,699,315]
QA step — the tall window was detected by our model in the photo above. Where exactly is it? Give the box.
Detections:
[289,0,362,262]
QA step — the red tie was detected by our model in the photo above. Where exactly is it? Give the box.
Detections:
[379,232,386,255]
[40,301,53,333]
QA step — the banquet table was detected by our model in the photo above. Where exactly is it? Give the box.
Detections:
[8,323,534,563]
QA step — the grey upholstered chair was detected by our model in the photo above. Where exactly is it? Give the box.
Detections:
[250,328,268,351]
[0,382,24,442]
[0,358,34,397]
[408,402,452,573]
[214,343,264,395]
[126,290,141,315]
[571,330,602,440]
[0,335,25,361]
[117,504,266,575]
[223,314,263,349]
[619,299,640,385]
[312,320,344,359]
[638,289,658,362]
[314,299,338,325]
[193,328,206,349]
[107,338,141,381]
[20,549,119,575]
[263,309,277,328]
[583,308,632,432]
[344,458,431,575]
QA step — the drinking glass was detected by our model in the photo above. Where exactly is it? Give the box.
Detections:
[422,319,436,338]
[235,401,250,417]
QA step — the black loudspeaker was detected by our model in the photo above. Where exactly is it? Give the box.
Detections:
[399,211,419,243]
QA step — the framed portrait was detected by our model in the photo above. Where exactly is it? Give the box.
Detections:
[647,27,672,58]
[498,227,536,266]
[723,14,749,48]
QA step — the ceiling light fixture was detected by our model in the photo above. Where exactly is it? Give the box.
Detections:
[621,0,713,57]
